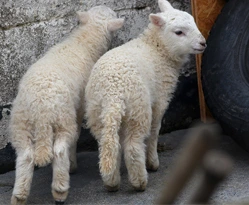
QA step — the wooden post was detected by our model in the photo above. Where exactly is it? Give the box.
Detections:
[157,124,220,204]
[191,0,226,122]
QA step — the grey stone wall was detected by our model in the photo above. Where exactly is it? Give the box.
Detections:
[0,0,192,149]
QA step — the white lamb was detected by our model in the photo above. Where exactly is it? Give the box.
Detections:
[9,6,124,205]
[85,0,206,192]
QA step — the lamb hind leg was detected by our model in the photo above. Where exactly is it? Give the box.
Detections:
[101,150,121,192]
[98,110,122,192]
[123,114,151,191]
[123,130,148,191]
[52,137,70,203]
[11,147,34,205]
[52,125,77,204]
[91,124,121,192]
[88,102,123,191]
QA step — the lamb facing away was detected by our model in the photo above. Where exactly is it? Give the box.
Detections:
[9,6,124,205]
[85,0,206,192]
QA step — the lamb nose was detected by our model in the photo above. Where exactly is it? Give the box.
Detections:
[200,42,207,47]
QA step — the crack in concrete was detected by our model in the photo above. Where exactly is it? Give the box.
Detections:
[0,183,14,193]
[0,11,76,31]
[114,6,148,12]
[0,6,150,31]
[0,183,13,187]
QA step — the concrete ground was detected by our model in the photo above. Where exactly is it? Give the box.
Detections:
[0,128,249,204]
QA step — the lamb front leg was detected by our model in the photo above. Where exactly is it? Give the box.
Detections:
[146,105,166,171]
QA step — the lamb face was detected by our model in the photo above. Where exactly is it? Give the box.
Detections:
[149,0,206,56]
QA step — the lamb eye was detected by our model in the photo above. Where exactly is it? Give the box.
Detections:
[175,31,183,35]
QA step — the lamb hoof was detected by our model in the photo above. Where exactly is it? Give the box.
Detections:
[11,195,27,205]
[146,160,159,172]
[105,184,119,192]
[69,166,77,174]
[55,201,65,205]
[52,190,68,204]
[132,180,147,192]
[133,186,146,192]
[146,165,158,172]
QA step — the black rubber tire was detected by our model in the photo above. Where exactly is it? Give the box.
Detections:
[201,0,249,151]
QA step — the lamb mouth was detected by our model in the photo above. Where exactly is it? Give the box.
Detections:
[194,48,205,52]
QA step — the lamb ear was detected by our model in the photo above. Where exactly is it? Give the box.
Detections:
[158,0,174,12]
[76,11,89,24]
[107,18,124,32]
[149,14,165,27]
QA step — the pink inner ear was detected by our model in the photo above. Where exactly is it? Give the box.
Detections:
[154,19,160,26]
[151,15,164,27]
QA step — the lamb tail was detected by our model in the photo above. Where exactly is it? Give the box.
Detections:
[34,123,54,167]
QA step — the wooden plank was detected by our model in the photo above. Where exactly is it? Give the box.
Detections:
[191,0,226,122]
